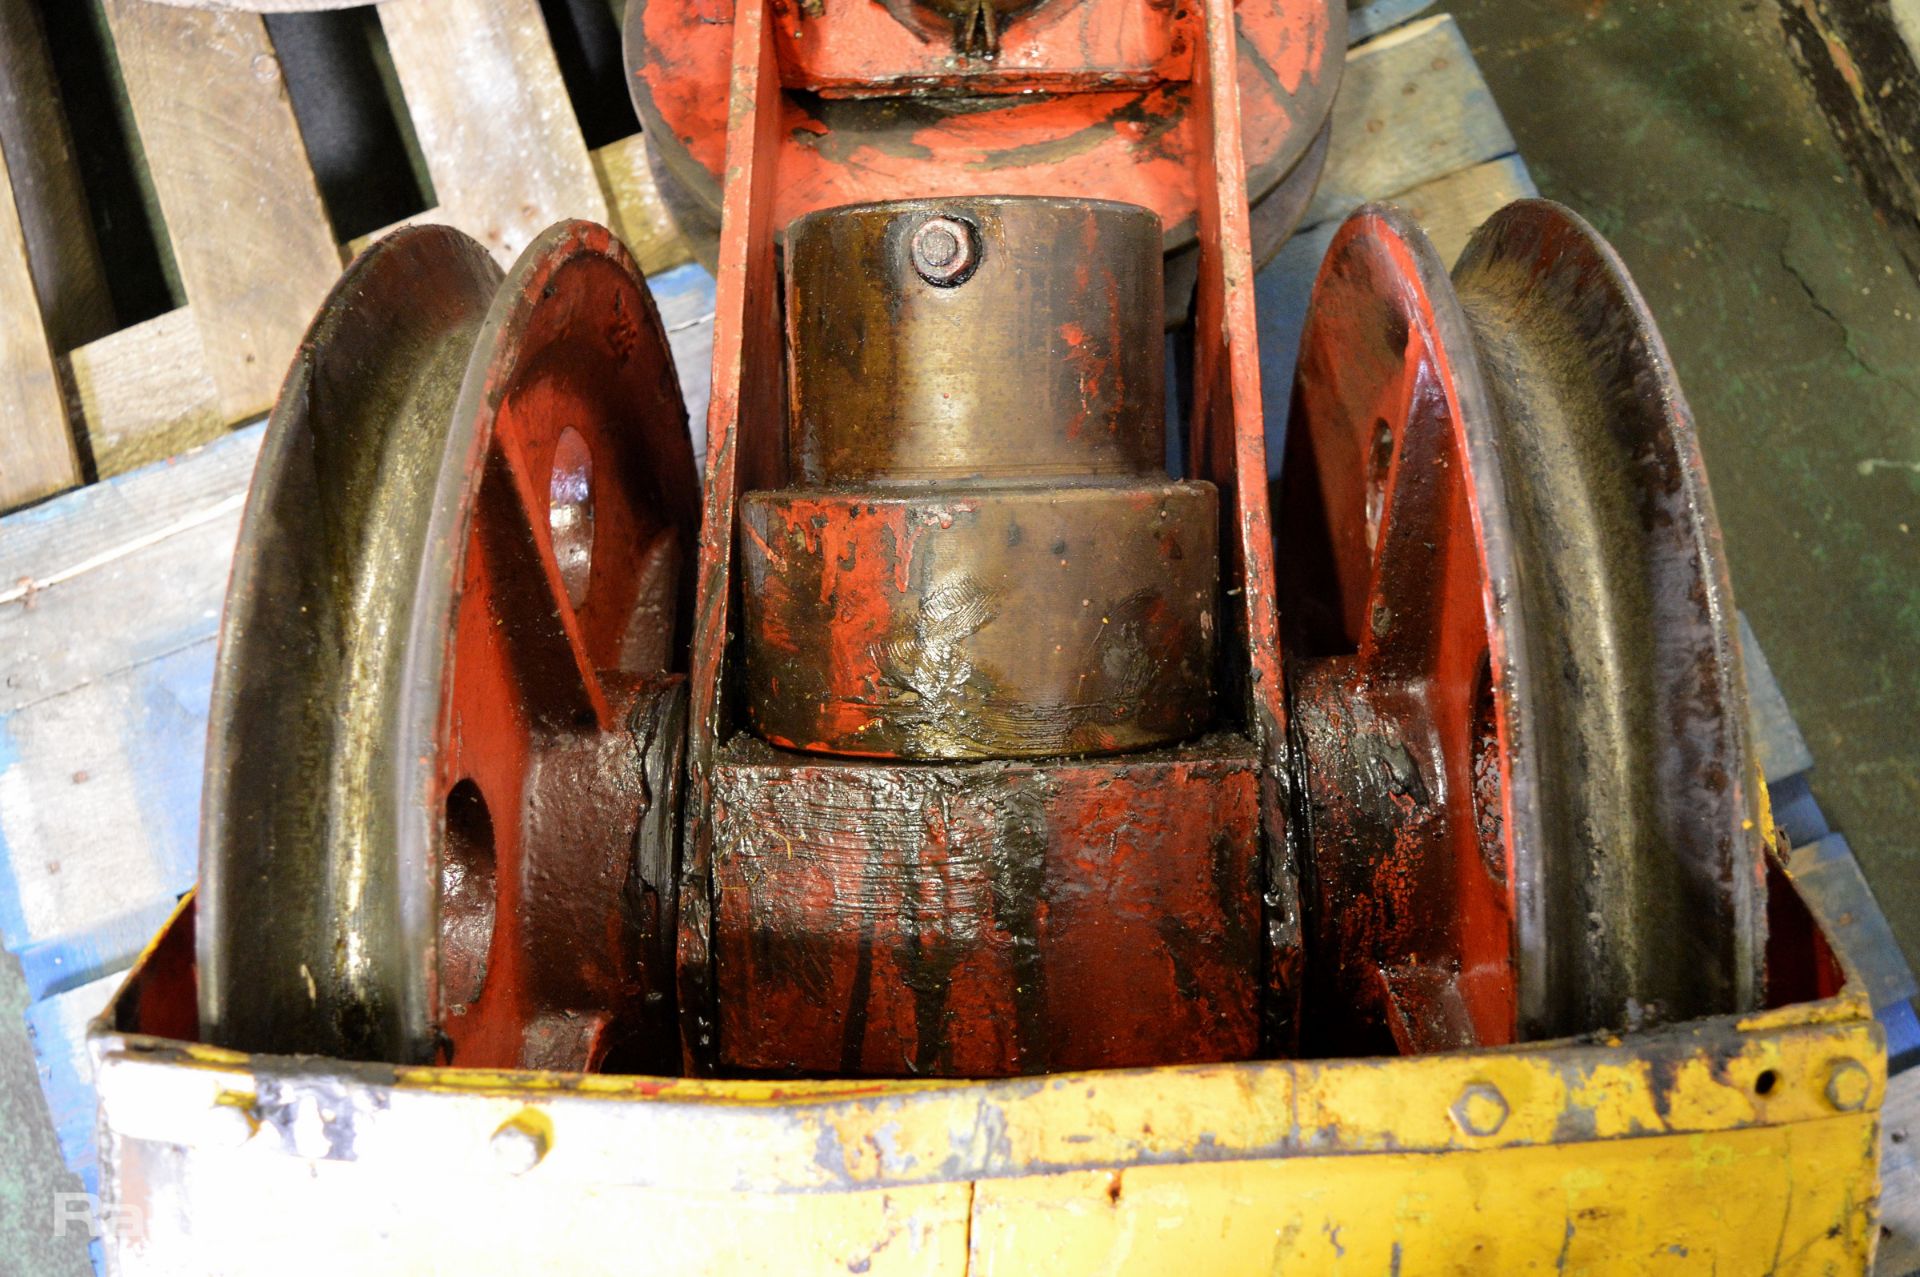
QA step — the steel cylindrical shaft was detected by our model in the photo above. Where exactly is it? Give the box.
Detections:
[785,197,1167,485]
[746,196,1216,760]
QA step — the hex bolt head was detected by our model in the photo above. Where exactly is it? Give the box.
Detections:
[1825,1059,1871,1112]
[910,216,978,287]
[1450,1082,1509,1137]
[490,1112,552,1174]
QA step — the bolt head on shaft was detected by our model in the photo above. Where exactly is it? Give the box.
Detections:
[910,216,977,286]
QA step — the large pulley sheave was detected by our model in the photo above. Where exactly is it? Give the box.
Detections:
[199,222,700,1069]
[1280,200,1767,1053]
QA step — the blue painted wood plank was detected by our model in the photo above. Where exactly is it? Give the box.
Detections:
[1790,833,1919,1012]
[1770,773,1832,848]
[23,971,121,1202]
[16,898,184,1003]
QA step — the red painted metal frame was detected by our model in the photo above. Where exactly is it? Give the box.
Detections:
[771,0,1192,96]
[681,0,1294,1074]
[1187,0,1301,1050]
[629,0,1335,253]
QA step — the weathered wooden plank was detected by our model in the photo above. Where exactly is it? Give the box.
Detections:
[22,970,121,1199]
[342,135,692,272]
[17,896,180,1003]
[0,427,261,956]
[1307,14,1516,229]
[61,307,223,480]
[379,0,608,265]
[651,262,717,466]
[0,0,114,353]
[0,425,259,714]
[1386,152,1535,264]
[0,129,78,512]
[0,642,215,954]
[1877,1067,1920,1277]
[99,0,340,424]
[591,132,695,277]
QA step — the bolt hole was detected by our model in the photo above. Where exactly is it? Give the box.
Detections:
[549,427,595,610]
[1364,416,1394,550]
[1754,1069,1778,1096]
[440,779,497,1013]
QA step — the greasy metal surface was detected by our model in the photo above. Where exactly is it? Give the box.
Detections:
[1452,200,1765,1035]
[199,226,502,1062]
[709,734,1262,1076]
[785,198,1164,485]
[1281,201,1765,1051]
[749,197,1214,760]
[675,0,790,1074]
[623,0,1342,262]
[200,222,700,1068]
[96,898,1883,1273]
[725,195,1234,1066]
[810,0,1171,86]
[745,197,1217,761]
[740,483,1217,758]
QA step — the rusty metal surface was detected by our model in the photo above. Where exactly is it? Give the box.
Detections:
[93,894,1884,1274]
[795,0,1186,91]
[709,734,1263,1076]
[1280,201,1765,1053]
[200,222,701,1069]
[676,0,790,1074]
[671,0,1292,1077]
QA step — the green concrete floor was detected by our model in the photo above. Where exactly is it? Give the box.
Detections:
[1447,0,1920,965]
[1,3,1916,1272]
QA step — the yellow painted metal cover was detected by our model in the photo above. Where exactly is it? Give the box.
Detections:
[89,897,1884,1275]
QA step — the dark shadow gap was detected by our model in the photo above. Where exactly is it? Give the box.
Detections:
[266,8,436,243]
[34,0,180,327]
[539,0,639,150]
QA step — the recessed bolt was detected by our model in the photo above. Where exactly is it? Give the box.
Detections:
[490,1112,552,1174]
[911,216,977,287]
[1450,1082,1509,1137]
[1825,1059,1871,1112]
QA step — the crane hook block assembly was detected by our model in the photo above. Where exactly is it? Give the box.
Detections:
[89,0,1883,1270]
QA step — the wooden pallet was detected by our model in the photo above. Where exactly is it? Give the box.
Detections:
[0,0,691,514]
